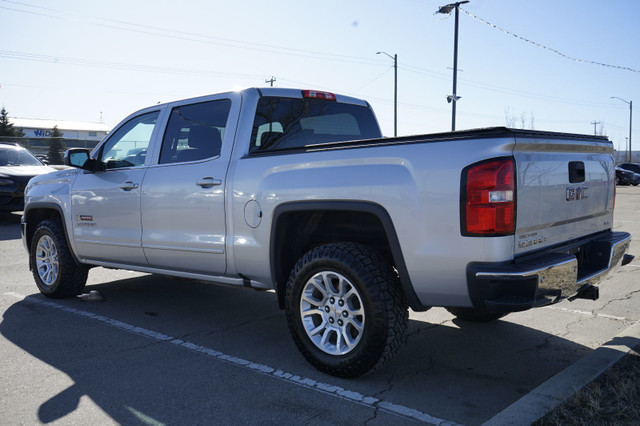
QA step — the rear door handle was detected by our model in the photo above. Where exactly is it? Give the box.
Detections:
[119,181,139,191]
[197,177,222,188]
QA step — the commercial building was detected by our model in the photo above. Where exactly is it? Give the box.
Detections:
[3,118,110,158]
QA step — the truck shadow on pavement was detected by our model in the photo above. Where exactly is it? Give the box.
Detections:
[1,275,592,425]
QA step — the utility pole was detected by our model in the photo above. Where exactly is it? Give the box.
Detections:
[436,1,469,131]
[376,51,398,136]
[611,97,633,162]
[591,121,601,135]
[265,76,276,87]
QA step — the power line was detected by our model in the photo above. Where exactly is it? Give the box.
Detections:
[459,7,640,74]
[0,50,266,79]
[398,64,626,109]
[0,1,388,67]
[2,0,628,113]
[351,66,393,94]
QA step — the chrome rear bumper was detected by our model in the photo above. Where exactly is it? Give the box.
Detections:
[466,231,632,312]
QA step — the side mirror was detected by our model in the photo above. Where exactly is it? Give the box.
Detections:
[65,149,90,168]
[64,149,103,172]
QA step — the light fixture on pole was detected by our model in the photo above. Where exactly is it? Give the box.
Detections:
[436,1,469,131]
[376,51,398,137]
[611,96,633,162]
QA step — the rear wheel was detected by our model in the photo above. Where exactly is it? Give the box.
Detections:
[30,219,88,298]
[285,243,408,378]
[446,307,507,322]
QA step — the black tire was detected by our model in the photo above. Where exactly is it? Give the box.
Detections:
[285,243,408,378]
[446,307,507,322]
[30,219,88,298]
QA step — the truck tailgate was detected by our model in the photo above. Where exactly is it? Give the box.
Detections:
[513,133,615,255]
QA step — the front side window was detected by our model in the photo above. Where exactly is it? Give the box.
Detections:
[159,99,231,164]
[249,96,380,154]
[100,111,159,169]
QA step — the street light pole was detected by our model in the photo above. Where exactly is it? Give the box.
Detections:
[377,51,398,137]
[451,3,461,131]
[611,96,633,162]
[436,1,469,131]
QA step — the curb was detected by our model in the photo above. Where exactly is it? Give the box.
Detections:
[483,320,640,425]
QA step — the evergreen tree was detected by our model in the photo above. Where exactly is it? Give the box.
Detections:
[47,126,66,164]
[0,107,24,137]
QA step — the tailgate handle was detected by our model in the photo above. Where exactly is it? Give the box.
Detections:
[568,161,585,183]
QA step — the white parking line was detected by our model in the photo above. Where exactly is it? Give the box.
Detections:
[4,292,458,425]
[544,305,629,322]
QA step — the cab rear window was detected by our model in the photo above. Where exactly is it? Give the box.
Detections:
[249,96,380,154]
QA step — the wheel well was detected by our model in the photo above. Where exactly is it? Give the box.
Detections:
[272,207,395,309]
[24,207,64,254]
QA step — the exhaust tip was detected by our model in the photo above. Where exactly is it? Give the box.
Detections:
[622,254,635,266]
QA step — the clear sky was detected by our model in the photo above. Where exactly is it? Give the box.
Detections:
[1,0,638,152]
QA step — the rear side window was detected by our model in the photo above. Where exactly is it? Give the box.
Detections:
[250,96,380,153]
[159,99,231,164]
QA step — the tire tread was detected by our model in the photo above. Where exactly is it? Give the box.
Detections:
[285,242,408,378]
[31,219,88,298]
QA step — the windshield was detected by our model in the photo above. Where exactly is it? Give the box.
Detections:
[0,146,43,166]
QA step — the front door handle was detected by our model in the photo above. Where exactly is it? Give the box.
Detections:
[197,177,222,188]
[119,181,139,191]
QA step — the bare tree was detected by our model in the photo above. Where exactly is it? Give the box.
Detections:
[504,106,516,127]
[505,107,535,129]
[597,122,606,136]
[529,112,535,130]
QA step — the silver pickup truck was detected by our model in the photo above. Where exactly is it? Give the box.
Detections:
[22,88,633,377]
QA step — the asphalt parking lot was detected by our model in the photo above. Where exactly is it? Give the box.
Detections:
[1,187,639,425]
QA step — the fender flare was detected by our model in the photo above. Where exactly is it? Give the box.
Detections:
[270,200,428,311]
[23,202,83,267]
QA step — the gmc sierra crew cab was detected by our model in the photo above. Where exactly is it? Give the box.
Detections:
[22,88,633,377]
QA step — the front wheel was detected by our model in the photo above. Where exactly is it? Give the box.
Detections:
[285,243,408,378]
[30,219,88,298]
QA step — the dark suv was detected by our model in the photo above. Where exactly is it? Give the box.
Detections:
[618,162,640,175]
[0,143,55,212]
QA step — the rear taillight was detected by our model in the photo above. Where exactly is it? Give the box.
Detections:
[461,157,515,236]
